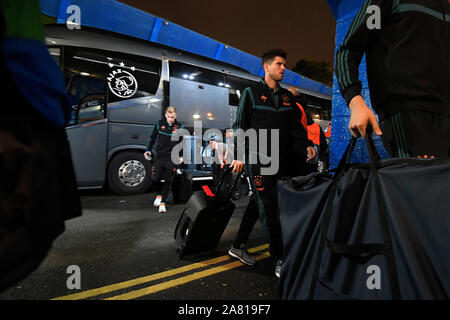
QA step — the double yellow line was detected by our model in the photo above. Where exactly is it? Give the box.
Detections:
[52,243,269,300]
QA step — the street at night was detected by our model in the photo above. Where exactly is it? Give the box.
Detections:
[0,188,279,301]
[1,0,449,313]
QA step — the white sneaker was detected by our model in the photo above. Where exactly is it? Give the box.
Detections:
[275,259,282,278]
[153,196,162,207]
[159,203,167,213]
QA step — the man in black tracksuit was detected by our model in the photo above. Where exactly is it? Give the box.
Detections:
[336,0,450,157]
[228,49,315,278]
[145,106,184,213]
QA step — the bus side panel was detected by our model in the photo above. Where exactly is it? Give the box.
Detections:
[107,122,154,155]
[107,97,163,125]
[66,120,108,188]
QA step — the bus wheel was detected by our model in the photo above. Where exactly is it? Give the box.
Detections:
[107,151,152,195]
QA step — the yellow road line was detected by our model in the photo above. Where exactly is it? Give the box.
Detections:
[105,252,271,300]
[52,243,268,300]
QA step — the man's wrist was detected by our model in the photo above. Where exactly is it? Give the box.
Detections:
[349,95,366,111]
[343,85,362,107]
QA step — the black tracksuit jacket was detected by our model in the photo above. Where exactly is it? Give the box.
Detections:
[146,119,184,159]
[233,80,312,177]
[336,0,450,120]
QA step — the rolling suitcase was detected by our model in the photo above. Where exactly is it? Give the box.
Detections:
[174,168,240,258]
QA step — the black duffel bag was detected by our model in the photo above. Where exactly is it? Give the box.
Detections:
[278,132,450,300]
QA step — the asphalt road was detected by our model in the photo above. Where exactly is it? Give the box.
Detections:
[0,187,280,301]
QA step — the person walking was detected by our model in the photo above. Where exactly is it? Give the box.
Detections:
[229,49,315,278]
[145,106,184,213]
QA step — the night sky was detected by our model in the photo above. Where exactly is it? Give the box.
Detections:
[119,0,337,68]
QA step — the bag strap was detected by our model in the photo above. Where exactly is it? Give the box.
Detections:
[365,125,381,168]
[333,136,358,180]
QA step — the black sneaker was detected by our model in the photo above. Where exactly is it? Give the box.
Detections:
[232,192,241,201]
[228,244,256,266]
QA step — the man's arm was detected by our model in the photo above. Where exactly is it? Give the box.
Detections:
[145,121,159,152]
[295,102,308,129]
[336,0,392,137]
[290,101,316,161]
[230,87,253,173]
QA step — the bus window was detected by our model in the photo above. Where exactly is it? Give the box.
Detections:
[300,93,332,121]
[63,46,161,106]
[170,61,225,87]
[64,47,107,125]
[68,76,106,125]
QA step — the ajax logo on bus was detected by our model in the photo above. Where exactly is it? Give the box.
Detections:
[107,67,138,99]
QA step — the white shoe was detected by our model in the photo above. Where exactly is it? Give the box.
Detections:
[153,196,162,207]
[275,259,282,278]
[159,203,167,213]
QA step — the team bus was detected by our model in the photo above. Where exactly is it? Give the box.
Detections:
[45,24,331,195]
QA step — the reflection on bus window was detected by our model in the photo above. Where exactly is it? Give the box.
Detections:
[63,46,162,105]
[64,47,107,125]
[170,61,225,87]
[226,75,257,106]
[67,76,106,125]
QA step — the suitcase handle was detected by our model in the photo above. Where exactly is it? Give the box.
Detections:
[214,166,240,199]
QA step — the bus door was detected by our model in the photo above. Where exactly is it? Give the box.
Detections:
[168,62,230,130]
[63,47,108,188]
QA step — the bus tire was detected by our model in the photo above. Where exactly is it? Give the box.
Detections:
[107,151,152,195]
